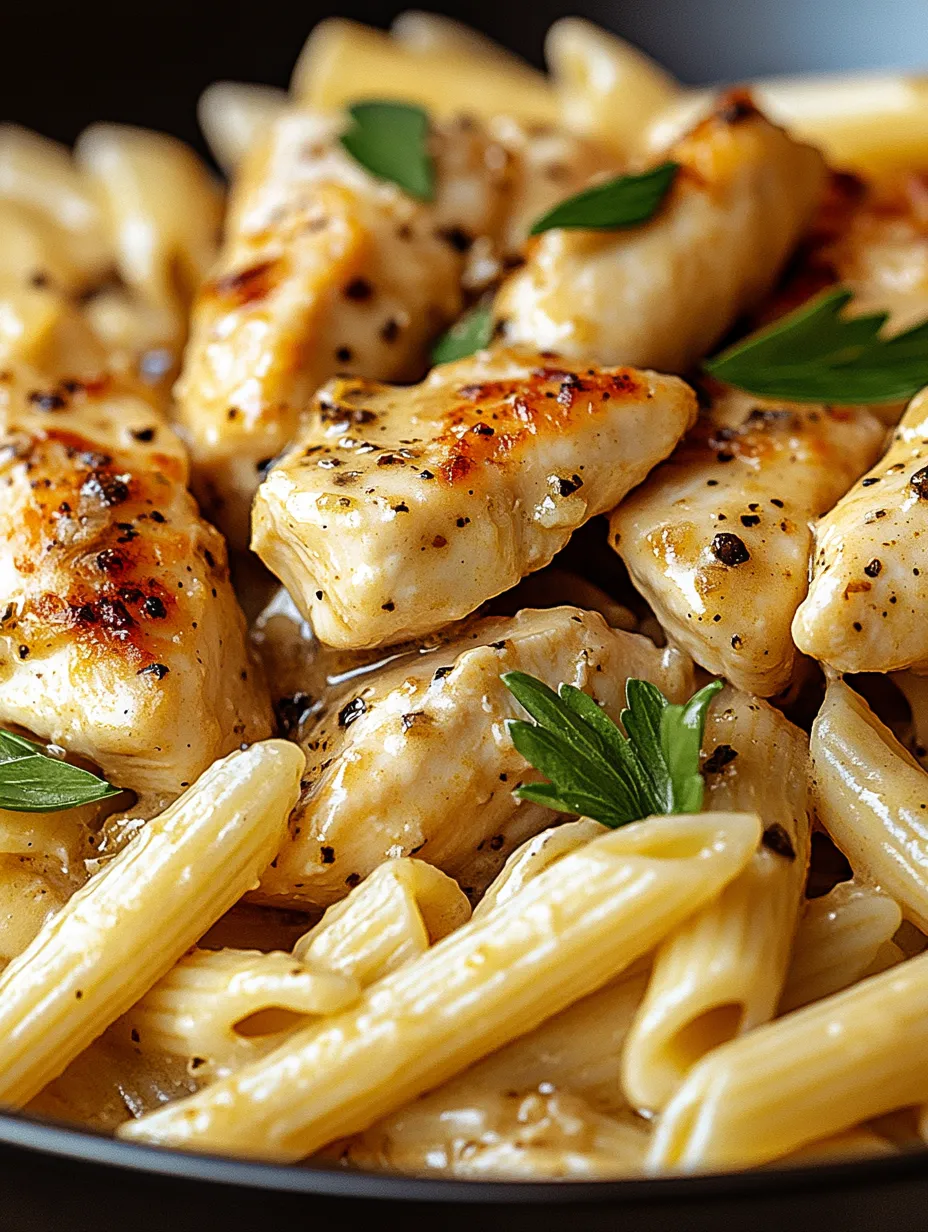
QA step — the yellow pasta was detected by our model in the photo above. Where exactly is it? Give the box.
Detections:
[197,82,288,175]
[545,18,680,156]
[472,818,606,920]
[650,950,928,1172]
[290,17,558,124]
[115,948,358,1074]
[622,690,811,1111]
[120,811,760,1160]
[293,858,471,987]
[780,881,903,1013]
[334,962,651,1178]
[0,739,303,1107]
[811,679,928,931]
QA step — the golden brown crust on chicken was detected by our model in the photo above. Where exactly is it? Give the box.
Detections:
[793,386,928,673]
[0,364,272,794]
[495,92,827,373]
[256,605,693,908]
[610,387,885,695]
[252,349,697,649]
[176,109,616,546]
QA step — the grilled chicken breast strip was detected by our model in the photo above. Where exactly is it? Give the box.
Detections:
[177,109,613,544]
[256,605,693,908]
[0,363,272,795]
[610,388,885,696]
[252,349,697,649]
[793,387,928,672]
[495,93,826,373]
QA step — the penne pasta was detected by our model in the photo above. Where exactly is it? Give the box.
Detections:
[780,881,903,1013]
[292,858,471,986]
[120,811,760,1160]
[622,689,812,1111]
[650,950,928,1172]
[0,739,303,1107]
[198,82,289,175]
[473,818,606,919]
[811,679,928,931]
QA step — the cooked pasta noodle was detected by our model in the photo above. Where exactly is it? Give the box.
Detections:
[120,812,760,1159]
[0,740,302,1107]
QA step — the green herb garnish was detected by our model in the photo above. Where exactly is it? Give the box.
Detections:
[528,161,679,237]
[0,729,121,812]
[503,673,722,827]
[340,101,434,201]
[704,286,928,404]
[431,302,495,365]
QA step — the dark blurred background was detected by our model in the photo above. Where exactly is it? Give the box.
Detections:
[2,0,925,154]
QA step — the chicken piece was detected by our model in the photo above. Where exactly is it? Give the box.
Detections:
[252,350,696,649]
[177,107,613,546]
[256,605,693,908]
[610,387,885,696]
[495,93,826,373]
[793,386,928,673]
[0,363,272,796]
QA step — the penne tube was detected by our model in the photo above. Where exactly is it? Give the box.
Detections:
[780,881,903,1013]
[390,11,528,65]
[545,18,680,156]
[115,948,358,1074]
[333,962,651,1177]
[197,82,288,175]
[120,811,761,1160]
[775,1128,898,1166]
[622,689,811,1111]
[292,858,471,987]
[0,739,303,1108]
[650,950,928,1172]
[811,679,928,931]
[473,819,606,920]
[290,18,558,124]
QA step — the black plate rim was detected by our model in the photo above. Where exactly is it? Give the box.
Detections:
[1,1108,926,1205]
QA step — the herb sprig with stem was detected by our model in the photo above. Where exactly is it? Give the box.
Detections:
[502,674,722,828]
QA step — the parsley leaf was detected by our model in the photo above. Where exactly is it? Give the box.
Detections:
[704,286,928,404]
[503,673,722,828]
[528,162,679,237]
[431,302,495,365]
[340,101,434,201]
[0,729,121,812]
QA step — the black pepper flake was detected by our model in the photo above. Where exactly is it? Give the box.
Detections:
[142,595,167,619]
[95,549,124,574]
[456,516,470,527]
[401,711,430,731]
[18,645,29,659]
[553,474,583,497]
[471,422,495,436]
[28,389,67,411]
[711,533,750,566]
[704,744,738,773]
[130,1028,140,1043]
[770,498,784,508]
[137,663,169,679]
[716,450,735,463]
[419,469,435,480]
[335,346,353,364]
[81,471,130,507]
[345,873,362,888]
[489,834,505,851]
[392,502,409,513]
[437,225,472,253]
[762,823,796,860]
[343,277,373,301]
[861,476,880,486]
[731,634,743,649]
[381,601,395,611]
[338,697,367,728]
[380,318,400,343]
[150,510,166,524]
[432,665,453,681]
[853,621,863,631]
[864,559,882,578]
[911,466,928,499]
[131,427,156,443]
[320,845,335,864]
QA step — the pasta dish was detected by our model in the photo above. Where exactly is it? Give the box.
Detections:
[3,10,928,1181]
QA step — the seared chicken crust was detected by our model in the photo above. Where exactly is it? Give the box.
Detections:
[177,109,613,545]
[0,364,271,795]
[610,388,885,695]
[252,349,697,649]
[257,605,693,908]
[495,93,826,373]
[793,386,928,673]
